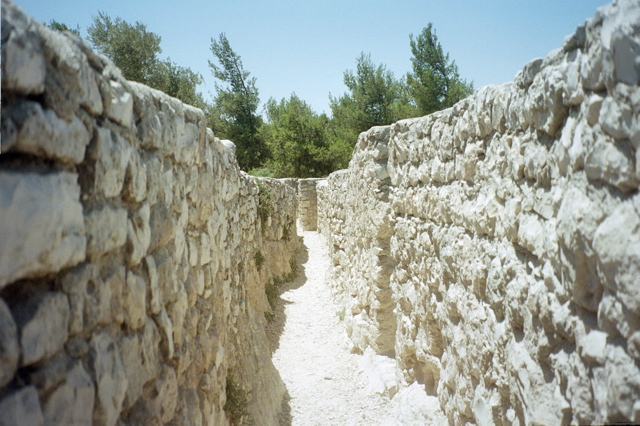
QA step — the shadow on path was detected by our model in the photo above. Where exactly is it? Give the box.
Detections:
[266,239,309,355]
[265,236,310,425]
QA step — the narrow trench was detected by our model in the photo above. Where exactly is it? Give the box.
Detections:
[266,226,445,425]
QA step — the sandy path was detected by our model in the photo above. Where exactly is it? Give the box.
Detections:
[269,229,444,426]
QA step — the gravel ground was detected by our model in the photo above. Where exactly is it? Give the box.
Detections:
[268,228,445,426]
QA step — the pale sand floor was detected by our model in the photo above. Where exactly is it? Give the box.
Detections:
[269,228,444,425]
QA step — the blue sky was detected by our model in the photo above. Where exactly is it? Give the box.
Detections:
[17,0,609,116]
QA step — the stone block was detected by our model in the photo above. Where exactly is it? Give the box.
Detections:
[586,94,604,126]
[106,80,133,128]
[123,150,148,203]
[580,330,608,365]
[515,58,543,88]
[154,307,174,360]
[13,292,70,366]
[38,22,103,117]
[1,1,45,95]
[0,171,86,289]
[140,318,162,380]
[119,334,145,410]
[0,386,44,426]
[145,255,162,315]
[59,264,125,335]
[168,286,188,348]
[149,203,176,252]
[85,206,128,259]
[28,352,69,394]
[0,298,19,387]
[593,201,640,315]
[606,6,640,85]
[585,138,638,192]
[1,101,90,164]
[145,365,178,423]
[126,203,151,267]
[42,361,95,425]
[94,127,132,198]
[90,332,128,426]
[124,272,146,330]
[599,96,634,140]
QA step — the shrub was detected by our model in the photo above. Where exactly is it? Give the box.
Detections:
[254,251,265,272]
[255,180,273,235]
[224,369,251,425]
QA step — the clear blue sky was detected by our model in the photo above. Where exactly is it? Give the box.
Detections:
[17,0,609,116]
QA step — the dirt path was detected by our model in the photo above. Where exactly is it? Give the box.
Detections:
[268,229,444,425]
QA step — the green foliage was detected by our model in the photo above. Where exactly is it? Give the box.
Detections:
[263,94,335,178]
[157,59,207,109]
[255,180,273,234]
[86,12,206,107]
[329,53,417,157]
[87,12,162,85]
[224,370,250,425]
[209,34,268,171]
[406,24,473,116]
[45,20,80,35]
[282,223,291,241]
[254,251,265,272]
[248,166,276,178]
[265,280,279,313]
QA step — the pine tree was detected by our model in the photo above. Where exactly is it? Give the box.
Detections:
[407,24,473,115]
[208,33,268,171]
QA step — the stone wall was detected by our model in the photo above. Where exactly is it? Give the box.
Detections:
[0,1,297,424]
[298,178,324,231]
[319,1,640,424]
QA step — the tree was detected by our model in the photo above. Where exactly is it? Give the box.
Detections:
[157,59,206,109]
[406,24,473,115]
[263,94,334,178]
[328,53,416,165]
[87,12,205,106]
[208,33,267,170]
[45,20,80,36]
[87,12,162,86]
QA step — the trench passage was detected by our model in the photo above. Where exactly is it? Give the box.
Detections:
[268,227,444,425]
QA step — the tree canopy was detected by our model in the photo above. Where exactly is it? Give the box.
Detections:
[263,94,335,178]
[86,12,205,107]
[406,24,473,115]
[208,33,268,171]
[53,13,471,178]
[45,20,80,36]
[326,53,416,168]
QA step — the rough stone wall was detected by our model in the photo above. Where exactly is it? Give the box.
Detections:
[319,1,640,424]
[0,1,297,424]
[298,178,324,231]
[317,129,396,356]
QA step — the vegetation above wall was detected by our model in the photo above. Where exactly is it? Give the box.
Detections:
[47,16,471,178]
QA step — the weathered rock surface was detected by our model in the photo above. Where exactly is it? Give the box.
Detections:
[13,292,70,367]
[319,1,640,424]
[0,171,86,289]
[0,1,297,424]
[42,361,95,425]
[0,299,19,387]
[0,386,44,425]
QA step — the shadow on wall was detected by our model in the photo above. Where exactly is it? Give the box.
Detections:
[264,237,309,426]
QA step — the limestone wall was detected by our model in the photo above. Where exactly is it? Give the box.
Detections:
[319,1,640,424]
[317,129,396,356]
[0,1,297,424]
[298,178,324,231]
